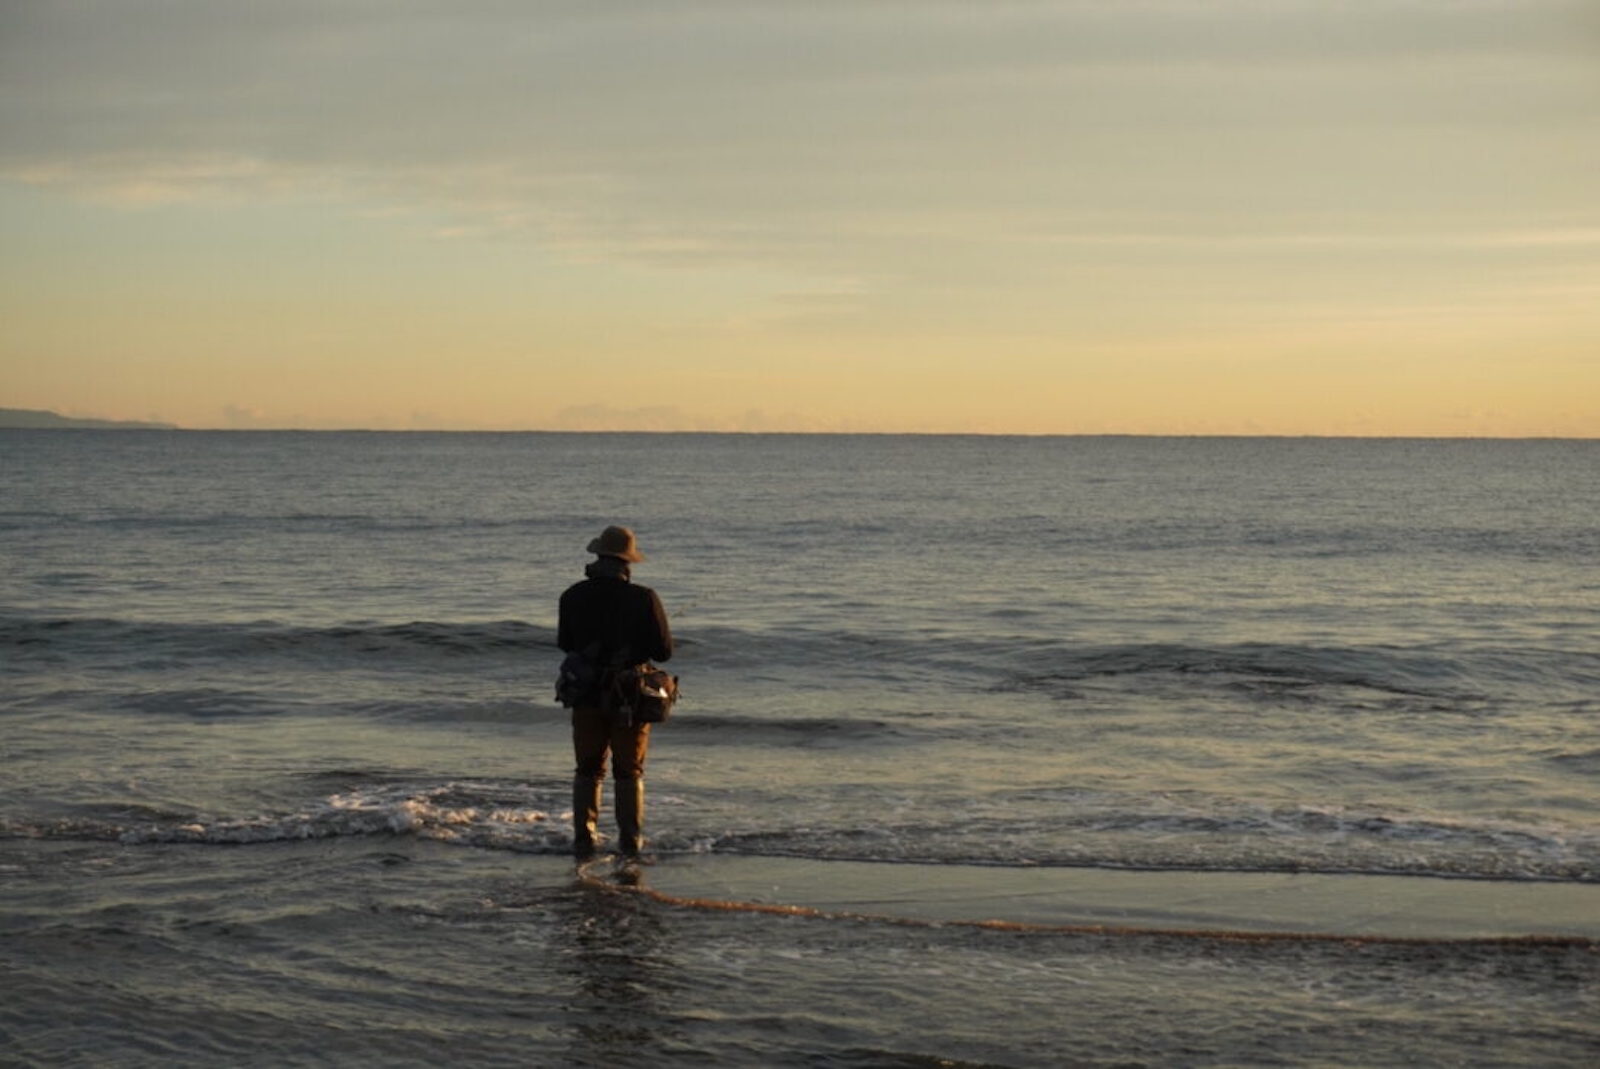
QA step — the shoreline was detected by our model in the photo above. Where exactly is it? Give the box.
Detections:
[633,853,1600,943]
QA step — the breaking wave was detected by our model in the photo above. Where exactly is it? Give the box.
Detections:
[5,780,1594,883]
[1,781,570,853]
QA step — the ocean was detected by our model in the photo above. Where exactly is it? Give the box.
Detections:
[2,430,1596,1066]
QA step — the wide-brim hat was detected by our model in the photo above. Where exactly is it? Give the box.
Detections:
[587,525,646,563]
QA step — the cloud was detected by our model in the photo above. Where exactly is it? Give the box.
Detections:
[2,0,1596,372]
[3,0,1592,272]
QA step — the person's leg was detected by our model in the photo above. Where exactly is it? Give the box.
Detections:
[571,706,610,857]
[610,722,651,855]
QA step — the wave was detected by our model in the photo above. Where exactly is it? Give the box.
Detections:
[1008,641,1600,710]
[8,611,1595,677]
[670,713,945,744]
[7,502,1595,566]
[1547,748,1600,775]
[695,823,1600,884]
[972,509,1600,562]
[0,511,576,535]
[0,615,558,662]
[5,780,1594,884]
[107,687,293,719]
[1029,642,1456,692]
[9,612,1596,721]
[0,781,572,853]
[669,623,1599,700]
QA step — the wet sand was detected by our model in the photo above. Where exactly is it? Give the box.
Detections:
[635,853,1600,942]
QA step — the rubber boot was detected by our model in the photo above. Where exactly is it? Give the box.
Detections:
[614,776,645,857]
[572,775,601,858]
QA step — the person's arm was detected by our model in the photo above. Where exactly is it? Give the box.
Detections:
[557,588,576,652]
[645,589,673,662]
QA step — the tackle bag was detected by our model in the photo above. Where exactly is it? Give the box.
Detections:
[601,663,680,725]
[555,645,602,708]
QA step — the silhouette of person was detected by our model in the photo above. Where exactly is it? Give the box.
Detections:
[558,526,673,857]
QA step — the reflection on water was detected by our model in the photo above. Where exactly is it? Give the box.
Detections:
[556,861,686,1067]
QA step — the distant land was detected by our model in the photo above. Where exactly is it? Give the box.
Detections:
[0,408,178,430]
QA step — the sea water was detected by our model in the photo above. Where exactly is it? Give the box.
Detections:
[2,431,1596,1066]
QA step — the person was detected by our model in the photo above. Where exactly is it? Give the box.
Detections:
[557,525,673,858]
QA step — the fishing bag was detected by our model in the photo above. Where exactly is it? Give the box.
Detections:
[555,645,602,708]
[601,663,680,725]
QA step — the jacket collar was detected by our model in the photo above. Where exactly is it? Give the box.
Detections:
[585,556,632,582]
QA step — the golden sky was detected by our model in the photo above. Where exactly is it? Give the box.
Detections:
[2,1,1597,434]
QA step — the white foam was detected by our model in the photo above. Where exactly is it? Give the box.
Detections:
[117,781,571,851]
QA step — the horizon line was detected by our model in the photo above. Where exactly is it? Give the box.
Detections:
[7,425,1595,441]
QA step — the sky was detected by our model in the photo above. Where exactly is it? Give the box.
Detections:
[2,0,1597,435]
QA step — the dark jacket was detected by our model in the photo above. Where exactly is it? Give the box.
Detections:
[557,561,673,665]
